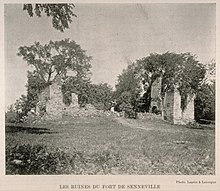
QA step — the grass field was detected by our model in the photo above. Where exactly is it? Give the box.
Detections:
[5,115,215,175]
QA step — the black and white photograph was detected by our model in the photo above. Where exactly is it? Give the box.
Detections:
[1,1,219,191]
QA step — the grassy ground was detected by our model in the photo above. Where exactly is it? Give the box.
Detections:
[5,115,215,175]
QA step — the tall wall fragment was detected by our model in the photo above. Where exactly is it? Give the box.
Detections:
[163,89,194,125]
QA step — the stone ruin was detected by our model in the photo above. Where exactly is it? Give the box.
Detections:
[36,75,98,119]
[142,77,194,125]
[34,73,194,124]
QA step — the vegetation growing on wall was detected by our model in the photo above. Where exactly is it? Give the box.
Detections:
[114,52,207,117]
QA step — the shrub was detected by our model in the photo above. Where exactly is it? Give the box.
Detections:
[89,150,123,174]
[194,83,215,122]
[7,145,64,174]
[187,122,203,129]
[6,144,124,175]
[124,105,137,119]
[87,83,113,111]
[5,111,18,123]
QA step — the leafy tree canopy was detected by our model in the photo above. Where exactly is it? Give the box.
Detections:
[203,59,215,85]
[115,64,141,98]
[116,52,206,113]
[23,4,76,32]
[17,39,92,86]
[114,63,141,112]
[62,77,113,110]
[136,52,206,96]
[195,82,215,121]
[25,71,47,109]
[194,60,215,121]
[88,83,114,110]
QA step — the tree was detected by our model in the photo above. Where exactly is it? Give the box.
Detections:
[194,60,215,121]
[115,52,206,118]
[114,63,141,113]
[17,39,92,86]
[25,71,47,111]
[88,83,113,110]
[6,95,28,123]
[61,75,91,107]
[134,52,206,115]
[194,83,215,121]
[62,77,114,110]
[5,105,18,123]
[203,59,215,85]
[23,4,76,32]
[135,53,165,111]
[17,39,91,117]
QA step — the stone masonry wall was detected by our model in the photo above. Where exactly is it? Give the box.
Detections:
[139,76,195,125]
[173,91,194,125]
[38,75,99,119]
[36,86,50,115]
[182,93,194,123]
[163,91,175,122]
[163,89,194,125]
[46,76,67,118]
[150,77,162,112]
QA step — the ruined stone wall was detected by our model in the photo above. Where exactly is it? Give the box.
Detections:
[139,80,145,97]
[36,86,50,115]
[38,86,50,104]
[46,76,66,118]
[173,91,194,125]
[163,91,175,122]
[36,75,100,119]
[150,77,162,112]
[163,89,195,125]
[37,74,195,124]
[182,93,194,123]
[138,75,195,125]
[173,90,182,124]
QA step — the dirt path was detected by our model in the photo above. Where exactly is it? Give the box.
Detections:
[112,116,215,136]
[113,116,156,131]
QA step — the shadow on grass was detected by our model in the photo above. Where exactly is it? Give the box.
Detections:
[5,124,57,135]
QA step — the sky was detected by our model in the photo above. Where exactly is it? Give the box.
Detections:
[4,3,215,109]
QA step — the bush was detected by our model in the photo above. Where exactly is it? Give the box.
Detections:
[87,83,113,111]
[91,150,123,174]
[124,106,137,119]
[194,83,215,122]
[6,144,124,175]
[62,78,113,111]
[5,111,18,123]
[187,122,203,129]
[6,144,75,174]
